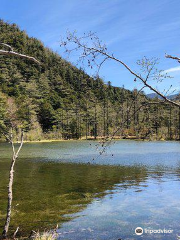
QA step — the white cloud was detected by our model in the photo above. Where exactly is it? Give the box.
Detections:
[164,66,180,73]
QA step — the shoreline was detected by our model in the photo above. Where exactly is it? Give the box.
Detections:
[15,136,153,143]
[0,137,174,144]
[0,135,178,144]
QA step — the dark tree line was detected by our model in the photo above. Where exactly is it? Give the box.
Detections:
[0,20,180,143]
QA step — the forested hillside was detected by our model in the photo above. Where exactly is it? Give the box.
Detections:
[0,20,179,141]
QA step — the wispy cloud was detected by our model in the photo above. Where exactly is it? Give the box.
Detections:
[1,0,180,92]
[164,66,180,73]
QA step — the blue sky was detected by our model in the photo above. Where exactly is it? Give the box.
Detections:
[0,0,180,93]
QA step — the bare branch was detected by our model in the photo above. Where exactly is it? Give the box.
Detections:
[10,134,16,157]
[0,44,41,65]
[165,54,180,63]
[15,131,24,158]
[0,43,13,51]
[13,226,19,238]
[61,32,180,108]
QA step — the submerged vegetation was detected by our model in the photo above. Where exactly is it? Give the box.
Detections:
[0,20,180,142]
[1,141,180,239]
[0,143,152,237]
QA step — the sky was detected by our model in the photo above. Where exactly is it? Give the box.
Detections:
[0,0,180,94]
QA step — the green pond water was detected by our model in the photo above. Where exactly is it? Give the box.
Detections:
[0,140,180,240]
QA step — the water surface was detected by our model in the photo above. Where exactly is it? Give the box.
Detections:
[0,140,180,239]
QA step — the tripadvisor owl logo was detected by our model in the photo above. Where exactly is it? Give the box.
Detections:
[135,227,143,235]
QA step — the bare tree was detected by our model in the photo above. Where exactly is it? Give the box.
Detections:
[2,129,24,238]
[60,31,180,108]
[0,43,40,239]
[60,31,180,152]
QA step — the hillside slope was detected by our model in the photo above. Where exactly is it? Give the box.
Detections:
[0,20,179,141]
[0,20,136,140]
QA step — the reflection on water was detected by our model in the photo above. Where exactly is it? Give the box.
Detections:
[58,176,180,240]
[0,141,180,239]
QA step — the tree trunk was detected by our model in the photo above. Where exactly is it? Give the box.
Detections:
[2,155,17,238]
[2,131,23,238]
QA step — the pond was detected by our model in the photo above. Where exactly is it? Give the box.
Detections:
[0,140,180,239]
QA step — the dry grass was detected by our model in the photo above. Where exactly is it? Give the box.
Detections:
[32,230,58,240]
